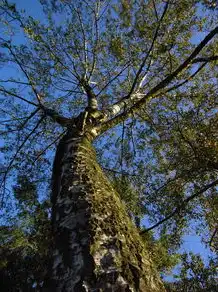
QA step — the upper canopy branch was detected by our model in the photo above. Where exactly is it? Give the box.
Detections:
[98,26,218,135]
[191,55,218,63]
[127,0,170,98]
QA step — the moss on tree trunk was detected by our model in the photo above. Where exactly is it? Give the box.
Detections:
[43,129,165,291]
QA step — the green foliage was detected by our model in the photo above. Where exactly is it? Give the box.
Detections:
[111,174,145,221]
[141,231,181,273]
[110,37,125,59]
[0,176,50,291]
[165,252,218,292]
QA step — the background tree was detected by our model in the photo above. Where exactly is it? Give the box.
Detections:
[0,176,50,291]
[165,252,218,292]
[0,0,217,291]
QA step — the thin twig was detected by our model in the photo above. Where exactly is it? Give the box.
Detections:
[96,61,131,97]
[0,87,38,107]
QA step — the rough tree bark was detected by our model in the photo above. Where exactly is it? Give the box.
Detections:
[43,113,165,292]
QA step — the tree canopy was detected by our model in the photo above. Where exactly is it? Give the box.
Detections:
[0,0,217,290]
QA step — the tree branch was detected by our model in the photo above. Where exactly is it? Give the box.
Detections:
[127,0,170,97]
[96,61,131,97]
[87,1,100,83]
[0,79,31,85]
[0,87,38,107]
[0,86,74,127]
[164,62,207,94]
[42,107,73,127]
[103,167,137,177]
[97,26,218,135]
[209,228,218,248]
[191,55,218,63]
[102,1,169,116]
[140,179,218,234]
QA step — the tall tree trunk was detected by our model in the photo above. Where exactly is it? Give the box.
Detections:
[43,127,165,291]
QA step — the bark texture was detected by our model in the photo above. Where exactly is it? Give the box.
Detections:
[44,126,165,291]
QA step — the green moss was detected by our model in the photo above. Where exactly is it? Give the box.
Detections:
[90,240,101,255]
[78,137,164,290]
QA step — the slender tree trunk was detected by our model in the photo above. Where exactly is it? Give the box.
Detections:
[43,127,165,291]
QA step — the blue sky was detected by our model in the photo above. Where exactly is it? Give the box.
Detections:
[15,0,43,18]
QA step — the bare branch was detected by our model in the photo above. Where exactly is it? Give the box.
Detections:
[105,58,153,116]
[73,5,88,79]
[0,88,73,127]
[82,81,98,109]
[96,61,131,97]
[103,167,137,177]
[0,79,31,85]
[152,0,159,21]
[41,40,81,82]
[87,0,110,83]
[0,116,30,123]
[0,87,74,128]
[0,87,38,106]
[87,2,99,82]
[120,120,125,172]
[20,108,40,127]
